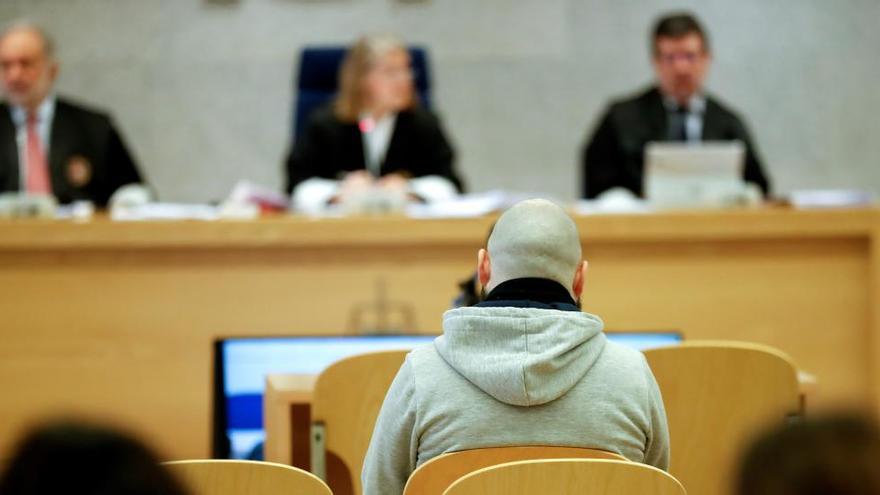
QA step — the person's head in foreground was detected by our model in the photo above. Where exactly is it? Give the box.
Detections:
[736,413,880,495]
[0,419,188,495]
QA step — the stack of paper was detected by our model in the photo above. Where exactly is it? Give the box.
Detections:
[406,190,558,219]
[110,203,220,221]
[789,190,875,209]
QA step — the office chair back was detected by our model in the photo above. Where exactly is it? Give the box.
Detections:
[644,341,801,495]
[403,445,627,495]
[442,458,686,495]
[311,349,409,495]
[164,459,331,495]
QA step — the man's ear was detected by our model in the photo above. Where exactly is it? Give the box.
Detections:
[573,260,589,298]
[477,248,491,288]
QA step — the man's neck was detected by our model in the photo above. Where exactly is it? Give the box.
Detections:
[10,94,55,125]
[660,90,705,112]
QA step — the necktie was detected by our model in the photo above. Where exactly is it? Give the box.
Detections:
[26,114,51,195]
[669,105,689,142]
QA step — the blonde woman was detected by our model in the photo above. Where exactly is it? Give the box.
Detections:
[286,34,464,211]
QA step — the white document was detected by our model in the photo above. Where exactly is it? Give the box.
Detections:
[789,189,875,209]
[110,203,220,221]
[406,190,557,219]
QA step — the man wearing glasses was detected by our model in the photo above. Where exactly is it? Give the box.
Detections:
[581,12,770,199]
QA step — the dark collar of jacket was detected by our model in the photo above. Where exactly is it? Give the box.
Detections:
[476,277,580,312]
[0,104,18,192]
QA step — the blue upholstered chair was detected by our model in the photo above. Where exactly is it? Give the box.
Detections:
[292,46,433,142]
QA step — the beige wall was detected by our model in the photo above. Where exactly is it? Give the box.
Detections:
[2,0,878,202]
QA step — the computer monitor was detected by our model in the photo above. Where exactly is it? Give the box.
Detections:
[212,331,682,459]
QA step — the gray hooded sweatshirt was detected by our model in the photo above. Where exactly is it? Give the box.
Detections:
[361,306,670,495]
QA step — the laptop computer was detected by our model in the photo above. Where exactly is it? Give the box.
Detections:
[644,141,747,208]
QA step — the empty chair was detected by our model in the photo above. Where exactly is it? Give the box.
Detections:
[403,445,627,495]
[311,349,410,495]
[644,341,801,495]
[163,460,330,495]
[442,458,686,495]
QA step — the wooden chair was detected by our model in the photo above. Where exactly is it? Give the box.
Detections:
[442,458,686,495]
[644,341,801,495]
[310,349,409,495]
[163,459,331,495]
[403,446,627,495]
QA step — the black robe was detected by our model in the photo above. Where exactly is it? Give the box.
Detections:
[0,98,143,207]
[285,105,464,194]
[582,86,770,199]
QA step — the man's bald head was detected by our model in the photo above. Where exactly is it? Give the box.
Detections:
[483,199,583,294]
[0,21,58,111]
[0,22,55,58]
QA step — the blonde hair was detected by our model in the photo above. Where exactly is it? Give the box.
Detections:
[334,33,415,122]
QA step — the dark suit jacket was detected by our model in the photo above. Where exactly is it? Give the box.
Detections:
[285,106,464,194]
[0,98,143,206]
[582,86,770,199]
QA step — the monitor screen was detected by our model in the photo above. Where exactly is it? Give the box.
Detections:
[212,331,681,459]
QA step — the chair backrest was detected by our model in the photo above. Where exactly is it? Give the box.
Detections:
[442,458,686,495]
[293,45,432,142]
[643,341,801,495]
[163,459,331,495]
[311,349,410,495]
[403,446,627,495]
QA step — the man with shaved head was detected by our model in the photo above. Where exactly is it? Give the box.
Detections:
[362,199,669,495]
[0,21,143,206]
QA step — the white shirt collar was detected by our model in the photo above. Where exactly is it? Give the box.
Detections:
[359,111,397,176]
[662,92,706,115]
[10,94,56,127]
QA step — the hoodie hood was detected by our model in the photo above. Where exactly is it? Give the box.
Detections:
[435,306,606,406]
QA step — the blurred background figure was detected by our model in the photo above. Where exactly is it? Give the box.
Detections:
[0,21,146,208]
[582,12,770,200]
[0,420,189,495]
[285,33,464,213]
[736,413,880,495]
